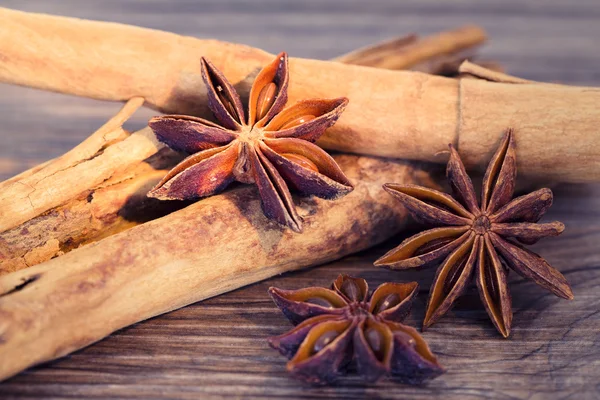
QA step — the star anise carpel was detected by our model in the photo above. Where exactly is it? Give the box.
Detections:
[374,130,573,337]
[268,274,444,385]
[147,52,353,232]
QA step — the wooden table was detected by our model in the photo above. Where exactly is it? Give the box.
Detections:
[0,1,599,398]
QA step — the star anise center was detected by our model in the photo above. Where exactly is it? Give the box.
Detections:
[345,302,370,317]
[471,214,491,235]
[237,125,263,142]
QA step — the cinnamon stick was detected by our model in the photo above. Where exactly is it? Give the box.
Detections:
[0,154,435,382]
[1,7,598,183]
[0,98,153,231]
[332,25,486,74]
[458,62,600,181]
[459,60,529,83]
[0,98,168,272]
[0,7,460,161]
[0,22,477,273]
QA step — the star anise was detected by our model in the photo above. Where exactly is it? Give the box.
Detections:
[147,52,353,232]
[374,130,573,337]
[268,274,444,385]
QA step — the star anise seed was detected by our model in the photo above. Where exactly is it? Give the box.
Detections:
[147,52,353,232]
[375,129,573,338]
[268,274,444,385]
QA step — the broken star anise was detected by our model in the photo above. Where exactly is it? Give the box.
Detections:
[147,52,353,232]
[268,274,444,385]
[375,129,573,337]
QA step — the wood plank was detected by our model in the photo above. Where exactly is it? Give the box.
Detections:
[0,1,599,398]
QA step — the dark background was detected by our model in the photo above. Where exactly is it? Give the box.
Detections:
[0,1,599,399]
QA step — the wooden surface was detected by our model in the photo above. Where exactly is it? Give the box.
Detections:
[0,1,599,399]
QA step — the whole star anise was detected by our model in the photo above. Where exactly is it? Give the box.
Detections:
[268,274,444,385]
[147,52,353,232]
[375,130,573,337]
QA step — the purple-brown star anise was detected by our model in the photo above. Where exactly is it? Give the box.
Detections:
[375,130,573,337]
[268,274,444,385]
[147,52,353,232]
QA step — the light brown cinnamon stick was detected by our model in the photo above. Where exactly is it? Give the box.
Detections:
[333,25,486,74]
[0,23,476,273]
[459,60,529,83]
[0,98,153,231]
[1,7,598,183]
[0,154,435,382]
[458,62,600,181]
[0,99,166,272]
[0,7,459,161]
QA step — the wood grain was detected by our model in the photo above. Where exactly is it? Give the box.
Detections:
[0,1,599,399]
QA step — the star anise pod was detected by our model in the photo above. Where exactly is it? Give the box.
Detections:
[147,52,353,232]
[374,129,573,337]
[268,274,444,385]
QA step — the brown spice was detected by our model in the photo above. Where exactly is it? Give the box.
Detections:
[148,52,352,232]
[375,130,573,337]
[268,274,444,384]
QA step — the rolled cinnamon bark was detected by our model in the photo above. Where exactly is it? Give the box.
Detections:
[0,7,458,164]
[458,62,600,181]
[332,25,486,73]
[0,98,153,231]
[0,20,483,273]
[0,98,169,273]
[0,154,435,382]
[0,146,178,274]
[1,8,598,182]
